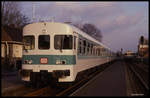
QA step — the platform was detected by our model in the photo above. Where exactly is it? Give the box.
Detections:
[71,61,127,96]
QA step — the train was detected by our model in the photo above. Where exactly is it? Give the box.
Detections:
[124,51,136,58]
[20,22,116,86]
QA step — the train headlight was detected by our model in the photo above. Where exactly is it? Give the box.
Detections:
[24,60,28,64]
[56,60,61,64]
[24,60,32,64]
[56,60,66,65]
[28,60,32,64]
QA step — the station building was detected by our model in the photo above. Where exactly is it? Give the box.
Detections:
[138,36,149,58]
[1,25,23,70]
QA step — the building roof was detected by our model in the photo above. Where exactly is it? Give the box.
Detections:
[1,27,12,41]
[1,25,23,42]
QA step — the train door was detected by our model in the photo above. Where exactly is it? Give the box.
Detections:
[73,32,78,63]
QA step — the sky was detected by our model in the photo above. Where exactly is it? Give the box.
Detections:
[19,1,148,53]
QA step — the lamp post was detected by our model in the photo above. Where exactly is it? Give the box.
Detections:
[141,45,143,63]
[140,36,144,63]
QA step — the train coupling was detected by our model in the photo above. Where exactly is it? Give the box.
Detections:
[52,70,70,78]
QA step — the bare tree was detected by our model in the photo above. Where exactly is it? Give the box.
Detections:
[73,23,102,42]
[1,1,30,28]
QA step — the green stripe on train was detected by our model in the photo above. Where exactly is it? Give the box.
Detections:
[22,55,76,65]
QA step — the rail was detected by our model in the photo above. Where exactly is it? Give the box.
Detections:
[125,60,149,95]
[3,61,115,96]
[23,61,113,96]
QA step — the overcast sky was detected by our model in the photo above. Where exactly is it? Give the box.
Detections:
[20,1,148,53]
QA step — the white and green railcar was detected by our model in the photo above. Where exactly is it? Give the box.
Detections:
[20,22,115,84]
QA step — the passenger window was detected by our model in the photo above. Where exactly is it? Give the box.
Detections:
[83,40,86,55]
[38,35,50,49]
[23,36,35,50]
[74,36,76,49]
[93,47,95,56]
[87,42,90,54]
[96,48,98,55]
[97,49,99,56]
[91,44,93,55]
[96,49,98,56]
[99,49,100,56]
[54,35,73,49]
[89,43,91,55]
[79,39,82,54]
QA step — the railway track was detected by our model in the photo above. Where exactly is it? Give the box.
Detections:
[132,63,149,86]
[2,84,35,96]
[23,61,114,96]
[125,60,149,96]
[2,61,115,96]
[134,63,148,73]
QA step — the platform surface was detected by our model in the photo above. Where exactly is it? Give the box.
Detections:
[71,61,127,96]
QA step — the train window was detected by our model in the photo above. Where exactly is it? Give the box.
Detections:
[54,35,72,50]
[74,36,76,49]
[99,49,101,56]
[97,49,99,56]
[96,48,98,56]
[94,48,96,56]
[91,44,93,55]
[101,48,104,56]
[95,48,96,56]
[87,42,90,55]
[99,48,101,56]
[95,47,97,56]
[38,35,50,49]
[23,36,35,50]
[79,39,82,54]
[89,43,91,55]
[83,40,86,54]
[93,47,95,56]
[101,47,104,56]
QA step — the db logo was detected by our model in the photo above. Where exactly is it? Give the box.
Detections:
[40,58,48,64]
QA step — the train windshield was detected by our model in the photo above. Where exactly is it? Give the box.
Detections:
[23,36,35,50]
[38,35,50,49]
[54,35,73,50]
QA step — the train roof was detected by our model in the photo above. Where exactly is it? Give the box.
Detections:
[68,24,111,51]
[24,22,112,52]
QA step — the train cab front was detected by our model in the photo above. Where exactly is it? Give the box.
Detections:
[21,53,76,82]
[19,68,71,82]
[21,22,78,83]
